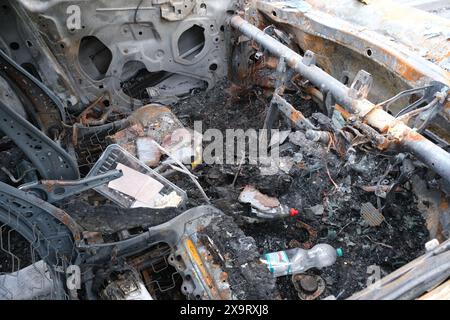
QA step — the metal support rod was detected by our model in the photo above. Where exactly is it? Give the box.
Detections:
[230,15,358,111]
[230,15,450,183]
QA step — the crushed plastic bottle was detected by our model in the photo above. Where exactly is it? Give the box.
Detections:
[261,244,342,277]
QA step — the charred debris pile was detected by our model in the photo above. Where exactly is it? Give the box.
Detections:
[171,80,430,299]
[61,76,430,299]
[1,0,450,302]
[0,68,438,299]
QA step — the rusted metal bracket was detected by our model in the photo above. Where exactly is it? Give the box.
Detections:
[272,93,318,131]
[263,57,287,131]
[413,86,449,133]
[264,56,317,132]
[20,169,123,203]
[230,15,450,184]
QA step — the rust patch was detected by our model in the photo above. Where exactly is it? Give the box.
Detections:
[219,271,228,283]
[254,76,276,89]
[395,59,423,82]
[405,130,426,142]
[264,56,280,69]
[185,238,224,299]
[290,110,302,124]
[439,197,449,211]
[295,220,318,249]
[300,34,333,74]
[334,104,351,120]
[52,207,83,242]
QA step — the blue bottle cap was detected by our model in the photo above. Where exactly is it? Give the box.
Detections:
[336,248,343,257]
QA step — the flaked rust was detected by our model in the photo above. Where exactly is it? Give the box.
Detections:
[290,109,303,123]
[261,0,450,90]
[184,235,232,300]
[394,57,423,83]
[52,207,83,242]
[295,220,318,249]
[404,130,427,142]
[361,105,391,134]
[31,195,83,243]
[334,105,351,120]
[40,179,81,192]
[264,56,280,69]
[185,238,222,299]
[0,53,63,136]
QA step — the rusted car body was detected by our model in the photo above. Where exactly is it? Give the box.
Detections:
[0,0,448,300]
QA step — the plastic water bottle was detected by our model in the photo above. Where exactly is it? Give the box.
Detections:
[261,244,342,277]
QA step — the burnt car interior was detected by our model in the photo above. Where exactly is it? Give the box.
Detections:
[0,0,449,301]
